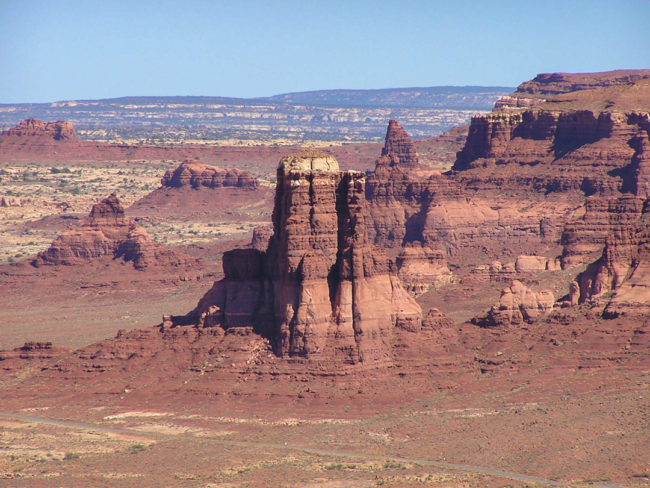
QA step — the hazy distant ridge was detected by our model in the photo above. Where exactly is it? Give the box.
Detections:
[0,86,513,143]
[261,86,513,110]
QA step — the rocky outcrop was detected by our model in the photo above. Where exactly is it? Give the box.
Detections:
[452,109,640,193]
[381,119,419,168]
[560,195,646,268]
[468,255,560,283]
[480,280,555,327]
[396,242,454,295]
[249,225,273,251]
[0,342,69,368]
[161,160,259,189]
[34,194,194,270]
[0,118,76,141]
[365,119,576,267]
[182,150,422,364]
[494,70,650,109]
[573,197,649,318]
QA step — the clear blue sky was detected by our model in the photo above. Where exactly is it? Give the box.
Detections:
[1,0,648,103]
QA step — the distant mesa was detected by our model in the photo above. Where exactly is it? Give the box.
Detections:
[129,160,273,222]
[1,117,77,141]
[161,159,259,190]
[34,193,196,270]
[494,69,650,110]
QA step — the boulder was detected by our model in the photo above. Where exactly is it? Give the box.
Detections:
[483,280,555,327]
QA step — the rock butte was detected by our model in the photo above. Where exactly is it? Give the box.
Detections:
[177,149,424,365]
[161,159,259,189]
[33,193,197,270]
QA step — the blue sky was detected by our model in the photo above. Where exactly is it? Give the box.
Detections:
[1,0,648,103]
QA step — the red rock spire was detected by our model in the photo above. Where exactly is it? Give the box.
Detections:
[381,119,419,168]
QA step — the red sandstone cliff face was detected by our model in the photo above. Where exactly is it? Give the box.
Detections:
[365,121,574,267]
[34,194,195,270]
[453,110,643,195]
[396,242,454,295]
[494,69,650,109]
[361,74,649,279]
[184,150,423,365]
[572,196,650,318]
[161,160,259,189]
[425,75,649,270]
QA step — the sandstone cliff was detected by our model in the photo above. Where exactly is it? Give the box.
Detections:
[183,150,423,364]
[396,242,454,295]
[365,120,572,267]
[494,69,650,110]
[572,196,650,318]
[34,194,195,270]
[363,73,650,271]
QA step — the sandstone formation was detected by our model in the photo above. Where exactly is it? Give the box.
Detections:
[573,197,650,318]
[0,118,76,141]
[494,70,650,110]
[34,193,194,270]
[249,225,273,251]
[362,72,650,275]
[467,255,560,283]
[365,118,581,267]
[160,160,259,189]
[481,280,555,327]
[181,150,422,364]
[396,242,454,295]
[0,342,70,371]
[381,119,419,168]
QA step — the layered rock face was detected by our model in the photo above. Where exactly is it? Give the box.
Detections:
[185,150,422,364]
[453,110,643,195]
[494,70,650,109]
[161,160,259,189]
[573,197,650,318]
[381,119,419,168]
[365,118,579,267]
[560,195,646,268]
[437,75,650,269]
[396,242,454,295]
[34,194,192,270]
[467,255,560,283]
[1,118,76,141]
